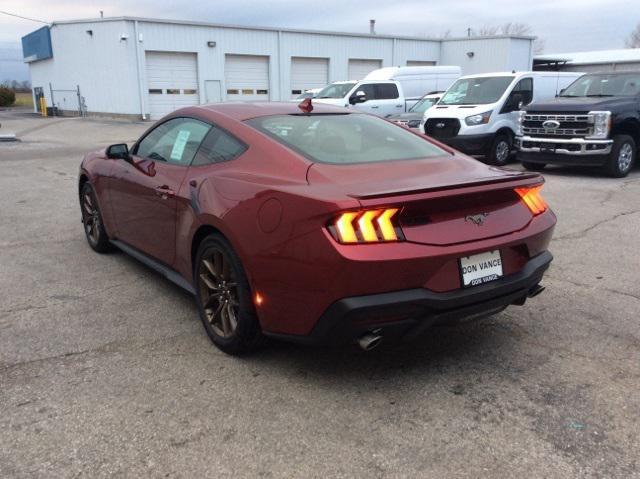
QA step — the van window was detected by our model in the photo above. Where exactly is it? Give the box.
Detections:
[511,78,533,105]
[440,76,514,105]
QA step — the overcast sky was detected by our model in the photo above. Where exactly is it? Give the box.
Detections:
[1,0,639,53]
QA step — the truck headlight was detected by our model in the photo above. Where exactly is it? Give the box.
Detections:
[516,110,526,136]
[587,111,611,139]
[465,111,492,126]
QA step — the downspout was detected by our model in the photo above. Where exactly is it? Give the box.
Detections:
[133,20,147,120]
[277,30,283,101]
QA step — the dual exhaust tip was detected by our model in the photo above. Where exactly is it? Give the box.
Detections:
[357,331,383,351]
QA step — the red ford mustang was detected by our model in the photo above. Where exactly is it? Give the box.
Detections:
[78,101,555,355]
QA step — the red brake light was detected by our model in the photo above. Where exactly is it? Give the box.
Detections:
[330,208,403,244]
[515,185,548,215]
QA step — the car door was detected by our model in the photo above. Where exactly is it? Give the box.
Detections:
[373,83,404,116]
[351,83,403,117]
[109,117,211,265]
[500,77,533,128]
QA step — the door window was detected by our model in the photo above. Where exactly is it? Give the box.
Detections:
[375,83,400,99]
[511,78,533,105]
[192,127,247,165]
[350,83,376,101]
[135,118,211,165]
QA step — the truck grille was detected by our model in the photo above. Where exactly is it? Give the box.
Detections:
[522,113,592,138]
[424,118,460,138]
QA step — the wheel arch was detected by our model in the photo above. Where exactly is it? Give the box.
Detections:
[191,224,224,271]
[495,126,515,141]
[78,173,90,198]
[612,119,640,145]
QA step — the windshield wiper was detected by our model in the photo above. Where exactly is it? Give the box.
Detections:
[585,94,614,97]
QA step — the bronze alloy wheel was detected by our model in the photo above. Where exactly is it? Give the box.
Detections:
[198,248,240,339]
[82,187,101,245]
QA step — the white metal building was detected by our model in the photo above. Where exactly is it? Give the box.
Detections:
[534,48,640,73]
[23,17,535,119]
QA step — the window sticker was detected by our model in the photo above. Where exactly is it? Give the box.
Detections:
[170,130,191,161]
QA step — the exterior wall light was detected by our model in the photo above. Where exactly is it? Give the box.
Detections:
[207,41,216,48]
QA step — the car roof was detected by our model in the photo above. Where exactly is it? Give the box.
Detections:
[195,101,353,121]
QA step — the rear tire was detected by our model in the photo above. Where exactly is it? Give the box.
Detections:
[486,133,512,166]
[80,183,112,253]
[605,134,636,178]
[194,234,265,355]
[522,161,547,171]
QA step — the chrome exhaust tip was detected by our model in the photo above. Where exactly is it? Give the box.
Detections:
[528,284,546,298]
[357,331,383,351]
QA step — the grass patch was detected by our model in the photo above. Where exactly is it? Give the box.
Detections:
[14,92,34,108]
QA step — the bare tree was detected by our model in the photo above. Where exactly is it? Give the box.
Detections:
[500,22,532,36]
[625,22,640,48]
[439,29,452,39]
[478,25,499,36]
[472,22,544,54]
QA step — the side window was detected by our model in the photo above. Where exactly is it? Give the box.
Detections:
[135,118,211,165]
[375,83,400,100]
[351,83,376,100]
[192,126,247,166]
[512,78,533,105]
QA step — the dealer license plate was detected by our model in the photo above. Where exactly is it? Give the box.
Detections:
[459,250,503,288]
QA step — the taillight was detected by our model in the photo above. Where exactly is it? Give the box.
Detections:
[515,185,548,215]
[329,208,404,244]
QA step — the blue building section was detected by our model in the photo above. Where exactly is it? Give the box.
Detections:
[21,26,53,63]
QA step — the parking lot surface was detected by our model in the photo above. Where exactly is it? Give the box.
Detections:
[1,109,639,478]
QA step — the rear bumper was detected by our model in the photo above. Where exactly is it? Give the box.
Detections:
[265,251,552,345]
[432,133,495,156]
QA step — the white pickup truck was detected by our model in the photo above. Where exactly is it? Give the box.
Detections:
[314,66,460,117]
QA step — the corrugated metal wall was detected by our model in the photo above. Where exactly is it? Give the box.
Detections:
[29,21,140,114]
[440,37,532,75]
[27,19,534,117]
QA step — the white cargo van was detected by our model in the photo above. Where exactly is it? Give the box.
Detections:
[420,71,583,165]
[314,66,461,117]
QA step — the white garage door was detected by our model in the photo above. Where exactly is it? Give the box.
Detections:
[290,57,329,98]
[225,55,270,101]
[146,51,199,120]
[348,59,382,80]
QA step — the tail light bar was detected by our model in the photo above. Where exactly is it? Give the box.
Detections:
[515,185,548,215]
[328,208,404,244]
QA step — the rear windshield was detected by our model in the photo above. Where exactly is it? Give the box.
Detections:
[246,114,448,164]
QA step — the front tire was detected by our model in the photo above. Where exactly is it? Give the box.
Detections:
[522,161,547,171]
[605,135,636,178]
[80,183,112,253]
[487,134,512,166]
[194,234,264,355]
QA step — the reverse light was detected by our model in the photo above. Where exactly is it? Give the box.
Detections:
[330,208,403,244]
[515,185,548,215]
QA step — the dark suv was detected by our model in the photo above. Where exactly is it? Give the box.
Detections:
[515,71,640,177]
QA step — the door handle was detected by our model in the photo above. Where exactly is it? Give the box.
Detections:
[371,106,379,109]
[395,104,403,107]
[154,185,175,199]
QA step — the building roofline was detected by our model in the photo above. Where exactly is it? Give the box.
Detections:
[46,16,535,43]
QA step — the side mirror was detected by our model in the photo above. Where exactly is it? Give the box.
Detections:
[106,143,129,160]
[349,91,367,105]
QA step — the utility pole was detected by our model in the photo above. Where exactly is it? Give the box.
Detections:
[467,27,472,37]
